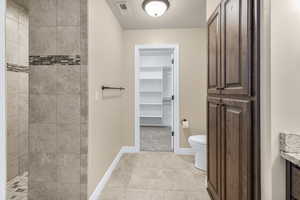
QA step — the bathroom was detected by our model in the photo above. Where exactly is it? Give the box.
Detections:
[5,0,300,199]
[4,0,209,199]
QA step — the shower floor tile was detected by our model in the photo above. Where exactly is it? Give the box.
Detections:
[7,172,28,200]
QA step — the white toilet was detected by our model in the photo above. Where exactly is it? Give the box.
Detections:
[188,135,207,171]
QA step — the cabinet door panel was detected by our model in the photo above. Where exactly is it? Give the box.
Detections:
[208,6,221,95]
[291,165,300,199]
[221,98,252,200]
[207,97,222,200]
[221,0,251,95]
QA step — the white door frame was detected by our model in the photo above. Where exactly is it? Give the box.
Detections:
[134,44,180,152]
[0,0,7,199]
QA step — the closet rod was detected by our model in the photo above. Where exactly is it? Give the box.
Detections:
[101,86,125,91]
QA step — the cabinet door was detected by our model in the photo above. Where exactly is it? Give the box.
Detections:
[291,165,300,199]
[221,98,252,200]
[207,97,222,200]
[221,0,252,95]
[207,6,221,95]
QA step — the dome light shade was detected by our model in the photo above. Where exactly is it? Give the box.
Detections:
[142,0,170,17]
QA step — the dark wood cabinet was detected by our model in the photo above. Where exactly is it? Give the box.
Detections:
[207,0,260,199]
[208,6,221,95]
[207,97,222,200]
[207,0,252,96]
[221,99,252,200]
[287,162,300,200]
[220,0,251,95]
[207,98,252,200]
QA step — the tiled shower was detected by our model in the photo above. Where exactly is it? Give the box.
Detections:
[6,0,88,199]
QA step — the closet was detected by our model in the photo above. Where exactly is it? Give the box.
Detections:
[139,49,173,127]
[207,0,260,200]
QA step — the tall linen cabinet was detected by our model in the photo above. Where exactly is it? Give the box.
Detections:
[206,0,260,200]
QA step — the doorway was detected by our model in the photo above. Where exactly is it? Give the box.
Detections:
[135,45,179,152]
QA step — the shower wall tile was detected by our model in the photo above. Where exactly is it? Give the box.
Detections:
[29,123,56,153]
[30,65,57,94]
[7,155,18,180]
[57,183,81,200]
[80,92,88,123]
[80,184,87,200]
[6,42,19,65]
[7,133,18,155]
[7,71,19,93]
[57,0,80,26]
[19,153,29,175]
[80,0,88,66]
[80,124,88,154]
[57,94,80,123]
[56,26,80,55]
[18,72,29,94]
[57,124,80,154]
[29,94,57,123]
[81,123,88,137]
[30,26,57,55]
[29,0,57,26]
[80,154,87,184]
[19,8,29,26]
[56,65,81,94]
[80,65,88,93]
[7,92,18,133]
[28,181,57,200]
[6,0,20,21]
[80,135,88,154]
[29,152,57,182]
[18,45,29,66]
[18,93,29,135]
[57,153,81,183]
[28,0,88,198]
[18,134,28,156]
[18,24,29,46]
[6,17,18,43]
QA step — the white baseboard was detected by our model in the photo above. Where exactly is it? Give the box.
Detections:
[175,148,195,155]
[89,146,138,200]
[121,146,139,153]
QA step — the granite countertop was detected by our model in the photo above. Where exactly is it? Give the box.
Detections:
[280,133,300,167]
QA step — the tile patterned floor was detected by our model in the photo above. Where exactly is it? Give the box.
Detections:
[7,172,28,200]
[100,152,211,200]
[141,127,172,152]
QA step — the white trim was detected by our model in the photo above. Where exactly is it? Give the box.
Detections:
[121,146,139,153]
[175,148,195,155]
[134,44,180,153]
[0,0,6,199]
[89,146,139,200]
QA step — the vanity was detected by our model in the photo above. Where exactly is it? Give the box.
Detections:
[280,133,300,200]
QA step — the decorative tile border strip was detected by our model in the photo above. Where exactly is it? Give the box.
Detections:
[6,63,30,73]
[29,55,81,66]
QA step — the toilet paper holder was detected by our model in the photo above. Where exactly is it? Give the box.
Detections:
[181,119,189,128]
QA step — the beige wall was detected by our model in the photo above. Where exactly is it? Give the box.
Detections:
[270,0,300,199]
[88,0,123,195]
[206,0,221,19]
[122,28,207,148]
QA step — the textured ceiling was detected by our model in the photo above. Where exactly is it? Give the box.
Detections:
[106,0,207,30]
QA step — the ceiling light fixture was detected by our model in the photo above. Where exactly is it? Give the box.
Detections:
[142,0,170,17]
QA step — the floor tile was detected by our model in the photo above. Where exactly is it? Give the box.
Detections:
[102,152,211,200]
